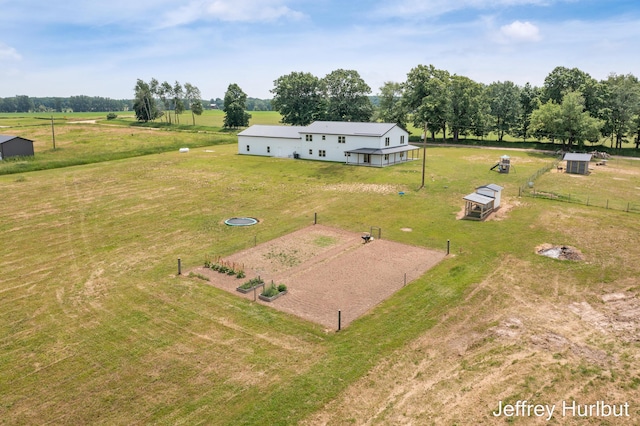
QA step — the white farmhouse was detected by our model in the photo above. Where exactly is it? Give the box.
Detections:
[237,121,419,167]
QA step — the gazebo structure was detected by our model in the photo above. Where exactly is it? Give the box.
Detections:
[462,184,504,221]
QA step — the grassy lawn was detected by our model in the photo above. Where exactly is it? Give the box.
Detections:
[1,122,639,424]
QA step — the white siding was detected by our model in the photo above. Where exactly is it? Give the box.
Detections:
[237,122,411,165]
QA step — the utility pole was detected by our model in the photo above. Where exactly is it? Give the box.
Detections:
[51,116,56,150]
[420,122,427,189]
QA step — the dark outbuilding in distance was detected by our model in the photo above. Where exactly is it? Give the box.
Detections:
[0,135,34,160]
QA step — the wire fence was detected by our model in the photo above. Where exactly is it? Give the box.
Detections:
[519,159,640,214]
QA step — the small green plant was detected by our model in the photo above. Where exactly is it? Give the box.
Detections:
[236,270,246,279]
[106,112,118,120]
[188,272,210,281]
[238,277,264,290]
[261,283,279,298]
[261,282,287,298]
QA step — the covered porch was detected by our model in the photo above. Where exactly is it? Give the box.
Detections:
[344,145,420,167]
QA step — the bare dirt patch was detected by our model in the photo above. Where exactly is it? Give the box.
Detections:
[191,225,446,329]
[536,243,585,260]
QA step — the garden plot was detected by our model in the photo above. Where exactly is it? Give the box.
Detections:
[193,225,446,329]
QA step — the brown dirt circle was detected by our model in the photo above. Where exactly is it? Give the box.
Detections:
[191,225,446,329]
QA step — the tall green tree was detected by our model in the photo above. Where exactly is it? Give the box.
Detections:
[602,73,640,150]
[487,81,521,142]
[377,81,408,128]
[172,81,184,124]
[133,79,160,122]
[403,64,450,141]
[223,83,251,129]
[159,81,173,123]
[323,69,373,122]
[515,82,539,142]
[271,72,326,125]
[184,82,203,125]
[448,75,484,141]
[541,66,593,104]
[531,91,603,150]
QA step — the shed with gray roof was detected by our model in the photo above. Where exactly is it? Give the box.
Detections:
[462,183,504,221]
[563,153,592,175]
[0,135,34,160]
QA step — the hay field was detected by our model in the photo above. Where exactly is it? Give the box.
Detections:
[1,125,639,424]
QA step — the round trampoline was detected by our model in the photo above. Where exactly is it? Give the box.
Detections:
[225,217,258,226]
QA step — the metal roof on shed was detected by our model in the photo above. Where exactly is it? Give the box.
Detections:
[237,125,306,139]
[477,183,503,192]
[463,193,495,205]
[305,121,399,136]
[0,135,20,144]
[563,153,592,162]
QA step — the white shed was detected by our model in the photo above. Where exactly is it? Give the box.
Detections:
[476,184,503,208]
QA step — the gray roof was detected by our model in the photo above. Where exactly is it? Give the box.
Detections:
[237,125,306,139]
[305,121,400,136]
[563,153,592,162]
[344,145,419,155]
[0,135,19,144]
[477,183,503,192]
[463,193,495,205]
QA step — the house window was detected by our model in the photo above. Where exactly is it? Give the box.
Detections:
[338,136,346,144]
[319,150,326,157]
[385,137,390,146]
[267,146,271,153]
[400,152,405,158]
[309,149,313,155]
[246,145,250,152]
[400,135,405,144]
[363,154,370,163]
[384,154,389,160]
[306,134,313,142]
[322,135,326,140]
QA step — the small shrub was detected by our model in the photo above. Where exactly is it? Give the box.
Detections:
[261,283,279,298]
[227,269,237,276]
[204,260,211,268]
[236,270,246,279]
[277,284,287,292]
[106,112,118,120]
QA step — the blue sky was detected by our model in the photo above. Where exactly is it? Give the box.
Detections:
[1,0,639,100]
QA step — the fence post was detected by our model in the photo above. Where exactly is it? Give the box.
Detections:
[178,258,182,275]
[447,239,450,255]
[338,310,341,331]
[606,200,609,209]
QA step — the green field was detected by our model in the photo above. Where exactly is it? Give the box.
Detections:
[1,121,640,424]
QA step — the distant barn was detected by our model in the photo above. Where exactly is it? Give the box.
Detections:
[563,153,592,175]
[0,135,34,160]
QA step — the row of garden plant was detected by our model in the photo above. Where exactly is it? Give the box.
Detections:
[203,258,287,301]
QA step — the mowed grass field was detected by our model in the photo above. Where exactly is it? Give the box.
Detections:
[1,121,640,424]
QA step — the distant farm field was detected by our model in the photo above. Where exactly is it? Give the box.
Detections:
[1,122,640,424]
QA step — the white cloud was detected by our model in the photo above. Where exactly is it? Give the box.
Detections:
[0,42,21,61]
[373,0,557,19]
[159,0,305,27]
[499,20,541,42]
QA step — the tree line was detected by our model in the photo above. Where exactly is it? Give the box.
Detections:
[0,95,133,113]
[270,66,640,150]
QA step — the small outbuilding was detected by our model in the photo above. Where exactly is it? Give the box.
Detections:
[563,153,592,175]
[0,135,34,160]
[462,183,504,221]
